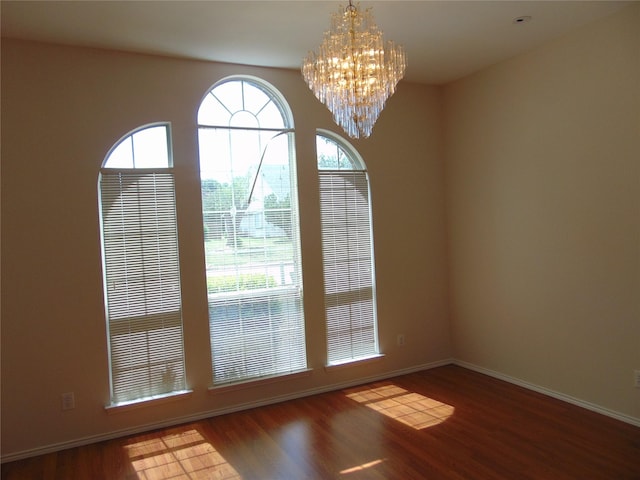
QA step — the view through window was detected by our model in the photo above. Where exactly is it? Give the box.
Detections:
[198,78,307,385]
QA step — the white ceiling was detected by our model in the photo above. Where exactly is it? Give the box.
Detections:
[1,1,631,85]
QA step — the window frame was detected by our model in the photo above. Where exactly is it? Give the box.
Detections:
[316,129,382,368]
[99,122,190,408]
[197,76,308,387]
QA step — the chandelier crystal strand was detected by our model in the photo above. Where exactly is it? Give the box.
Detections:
[302,2,406,139]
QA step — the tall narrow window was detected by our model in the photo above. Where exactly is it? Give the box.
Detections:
[198,77,306,385]
[99,123,187,405]
[317,131,380,365]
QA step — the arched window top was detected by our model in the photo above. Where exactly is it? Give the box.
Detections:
[198,77,292,130]
[316,130,366,171]
[102,123,172,169]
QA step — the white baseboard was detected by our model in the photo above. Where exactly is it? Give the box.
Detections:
[452,359,640,428]
[1,358,452,463]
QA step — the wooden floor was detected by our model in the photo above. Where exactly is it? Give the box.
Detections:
[2,365,639,479]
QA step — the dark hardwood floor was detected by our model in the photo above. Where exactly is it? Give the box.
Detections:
[2,365,639,479]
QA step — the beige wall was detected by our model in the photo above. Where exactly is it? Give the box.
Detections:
[1,40,450,457]
[444,4,640,419]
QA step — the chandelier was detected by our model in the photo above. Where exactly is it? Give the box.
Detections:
[302,1,406,139]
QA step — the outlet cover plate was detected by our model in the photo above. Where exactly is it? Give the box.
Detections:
[62,392,75,410]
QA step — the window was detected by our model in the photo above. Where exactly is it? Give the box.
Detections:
[317,131,380,365]
[99,123,187,405]
[198,77,307,385]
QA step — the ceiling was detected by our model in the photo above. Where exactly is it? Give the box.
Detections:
[1,1,631,85]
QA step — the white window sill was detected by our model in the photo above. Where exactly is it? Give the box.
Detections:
[105,390,193,414]
[325,353,385,372]
[209,368,313,394]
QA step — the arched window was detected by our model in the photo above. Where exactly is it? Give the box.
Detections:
[316,130,380,365]
[198,77,306,385]
[98,123,187,405]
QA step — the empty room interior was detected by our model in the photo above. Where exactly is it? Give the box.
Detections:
[1,0,639,476]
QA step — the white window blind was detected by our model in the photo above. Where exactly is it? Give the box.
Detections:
[318,136,379,365]
[100,171,186,404]
[198,78,307,385]
[208,287,306,383]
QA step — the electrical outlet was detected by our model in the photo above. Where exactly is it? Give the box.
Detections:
[634,370,640,388]
[61,392,75,410]
[397,334,405,346]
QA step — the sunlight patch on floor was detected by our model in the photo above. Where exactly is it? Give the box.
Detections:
[344,382,454,429]
[340,458,386,475]
[124,428,240,479]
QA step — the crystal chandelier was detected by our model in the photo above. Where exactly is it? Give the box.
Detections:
[302,1,406,139]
